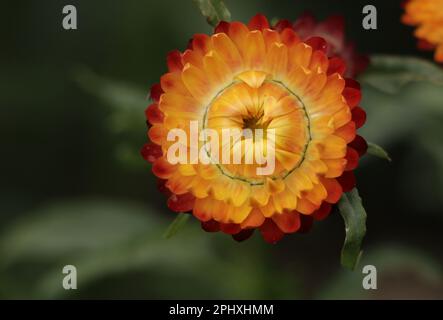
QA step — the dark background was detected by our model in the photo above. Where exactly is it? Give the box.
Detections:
[0,0,442,299]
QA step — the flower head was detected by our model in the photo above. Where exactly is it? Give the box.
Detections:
[142,14,367,243]
[402,0,443,62]
[274,13,369,77]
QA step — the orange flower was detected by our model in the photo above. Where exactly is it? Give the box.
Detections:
[402,0,443,62]
[141,14,367,243]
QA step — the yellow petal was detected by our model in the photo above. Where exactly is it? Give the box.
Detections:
[323,158,347,178]
[166,171,194,194]
[305,182,328,206]
[275,149,302,171]
[250,185,271,206]
[228,203,253,224]
[236,70,268,88]
[178,164,196,176]
[316,135,347,159]
[285,170,314,196]
[265,177,285,194]
[226,181,251,207]
[273,188,298,211]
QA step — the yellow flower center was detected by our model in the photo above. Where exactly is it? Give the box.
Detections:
[203,71,311,184]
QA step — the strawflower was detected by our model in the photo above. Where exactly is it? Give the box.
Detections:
[142,14,367,243]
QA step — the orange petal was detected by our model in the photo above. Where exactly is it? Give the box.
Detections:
[309,50,329,73]
[243,30,266,70]
[148,124,166,145]
[265,42,288,79]
[316,135,347,159]
[285,170,313,197]
[250,185,271,206]
[305,182,328,206]
[203,51,232,88]
[260,219,285,244]
[166,172,194,195]
[262,29,281,51]
[167,193,195,212]
[191,33,212,56]
[181,63,212,102]
[160,72,190,96]
[323,158,347,178]
[241,208,265,228]
[312,202,332,221]
[160,92,202,118]
[228,22,249,56]
[211,33,243,72]
[152,157,176,179]
[335,121,356,143]
[166,50,183,72]
[214,21,230,34]
[265,178,285,194]
[289,43,312,70]
[280,28,301,48]
[193,198,213,222]
[342,87,361,109]
[182,49,203,69]
[435,44,443,62]
[272,188,298,211]
[272,210,301,233]
[296,197,319,214]
[145,103,164,124]
[248,14,270,31]
[332,106,352,128]
[321,177,343,204]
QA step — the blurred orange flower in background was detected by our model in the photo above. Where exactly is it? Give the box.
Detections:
[402,0,443,62]
[141,14,367,243]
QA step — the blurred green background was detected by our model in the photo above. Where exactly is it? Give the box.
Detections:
[1,0,442,299]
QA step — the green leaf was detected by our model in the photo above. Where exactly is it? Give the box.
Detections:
[0,200,156,267]
[338,188,367,270]
[0,200,298,299]
[73,68,146,134]
[359,55,443,146]
[360,55,443,94]
[73,68,148,170]
[73,67,145,110]
[193,0,231,27]
[163,214,190,239]
[317,245,443,299]
[367,142,392,162]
